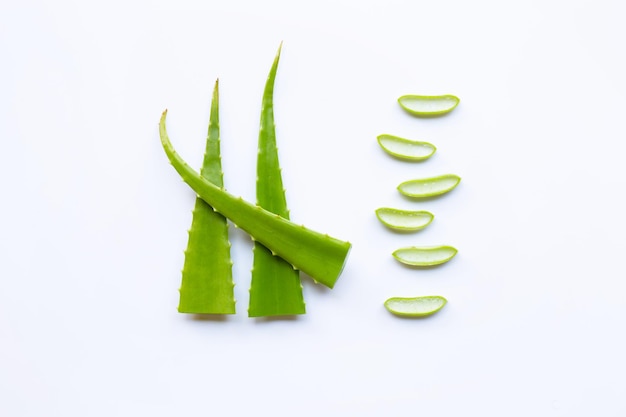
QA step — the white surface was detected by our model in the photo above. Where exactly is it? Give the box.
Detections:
[2,0,626,415]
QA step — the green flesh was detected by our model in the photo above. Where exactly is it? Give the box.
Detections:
[160,112,351,289]
[249,44,305,317]
[397,94,460,117]
[178,81,235,314]
[392,245,458,266]
[377,134,436,161]
[384,296,447,317]
[375,208,434,231]
[397,174,461,198]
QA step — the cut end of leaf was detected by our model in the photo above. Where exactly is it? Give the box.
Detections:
[333,242,352,287]
[384,296,447,317]
[178,302,236,315]
[398,94,460,117]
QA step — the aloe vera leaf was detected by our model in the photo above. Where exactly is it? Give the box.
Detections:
[384,296,447,317]
[397,174,461,198]
[160,111,351,288]
[397,94,460,117]
[377,134,436,161]
[177,80,235,314]
[375,208,434,231]
[392,245,457,266]
[249,44,305,317]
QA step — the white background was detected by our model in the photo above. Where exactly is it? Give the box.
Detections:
[2,0,625,415]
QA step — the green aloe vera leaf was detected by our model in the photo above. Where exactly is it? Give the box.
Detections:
[384,296,447,317]
[392,245,457,266]
[397,174,461,198]
[178,80,235,314]
[377,134,436,161]
[160,111,351,289]
[375,208,434,231]
[397,94,460,117]
[249,44,305,317]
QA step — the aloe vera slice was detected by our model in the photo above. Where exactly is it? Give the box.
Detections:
[397,174,461,198]
[178,80,235,314]
[249,44,305,317]
[377,134,436,161]
[384,296,447,317]
[160,111,351,288]
[398,94,460,117]
[375,208,433,231]
[392,245,457,266]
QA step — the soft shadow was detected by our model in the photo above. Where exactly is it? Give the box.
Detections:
[394,260,456,271]
[253,315,302,323]
[384,153,437,163]
[387,313,443,320]
[381,225,429,235]
[384,304,449,320]
[399,193,455,203]
[399,108,459,120]
[301,271,332,295]
[187,314,231,322]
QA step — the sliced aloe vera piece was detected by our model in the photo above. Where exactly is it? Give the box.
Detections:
[398,94,460,117]
[384,296,447,317]
[375,208,433,231]
[392,245,457,266]
[397,174,460,198]
[377,134,436,161]
[249,44,305,317]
